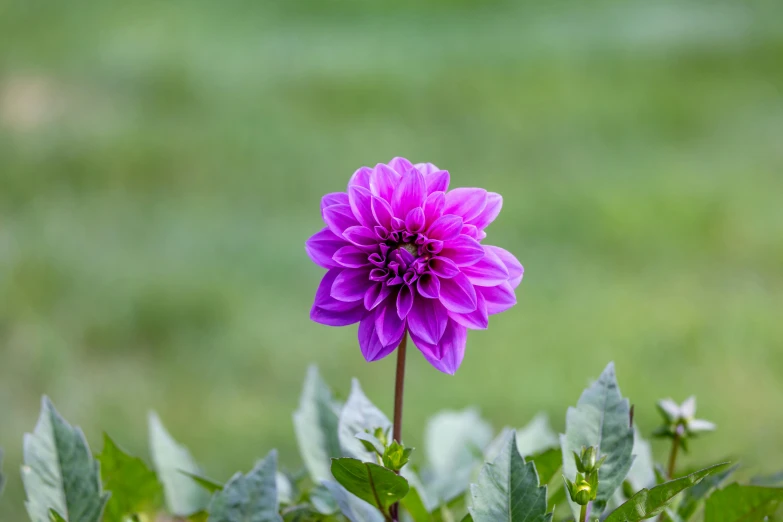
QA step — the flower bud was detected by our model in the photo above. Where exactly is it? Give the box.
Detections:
[382,440,413,472]
[564,472,597,506]
[574,445,607,475]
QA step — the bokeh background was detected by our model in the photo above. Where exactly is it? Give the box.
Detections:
[2,0,782,518]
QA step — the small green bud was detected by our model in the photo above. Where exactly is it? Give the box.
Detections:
[564,472,596,506]
[574,446,606,475]
[382,440,413,472]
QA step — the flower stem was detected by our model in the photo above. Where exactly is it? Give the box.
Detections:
[667,431,681,479]
[580,504,588,522]
[390,334,408,522]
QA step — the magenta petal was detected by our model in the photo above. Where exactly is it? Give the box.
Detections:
[396,284,414,319]
[486,245,524,288]
[371,196,394,231]
[311,270,366,325]
[333,245,371,268]
[391,169,426,219]
[419,320,467,374]
[441,235,485,267]
[461,247,509,287]
[321,192,349,212]
[305,228,345,269]
[438,272,478,313]
[364,281,392,310]
[417,273,441,299]
[423,192,446,228]
[405,207,426,233]
[470,192,502,230]
[342,226,378,250]
[461,224,481,240]
[425,170,450,194]
[370,164,400,201]
[389,157,414,175]
[414,162,439,175]
[443,188,488,222]
[349,166,372,190]
[323,204,359,237]
[375,301,406,347]
[428,256,460,279]
[348,186,376,229]
[448,292,488,330]
[311,304,365,326]
[331,268,372,302]
[407,296,448,345]
[427,215,463,241]
[479,282,517,315]
[359,312,398,362]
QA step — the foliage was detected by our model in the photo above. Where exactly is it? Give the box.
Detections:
[5,364,780,522]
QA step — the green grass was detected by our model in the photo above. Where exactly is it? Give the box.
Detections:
[1,0,782,519]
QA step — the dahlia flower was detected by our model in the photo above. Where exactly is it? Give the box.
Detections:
[306,157,523,374]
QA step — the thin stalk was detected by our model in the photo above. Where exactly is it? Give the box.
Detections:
[390,334,408,522]
[580,504,588,522]
[667,431,681,479]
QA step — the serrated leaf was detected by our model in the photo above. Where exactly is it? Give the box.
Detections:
[676,464,737,520]
[704,483,783,522]
[528,448,561,486]
[469,430,552,522]
[402,487,434,522]
[339,380,392,462]
[181,470,224,493]
[331,457,409,514]
[149,412,209,516]
[604,462,730,522]
[322,480,385,522]
[560,362,634,517]
[208,450,282,522]
[98,434,164,522]
[293,366,344,482]
[22,397,109,522]
[425,409,493,503]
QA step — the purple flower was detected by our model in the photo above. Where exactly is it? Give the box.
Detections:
[306,158,523,374]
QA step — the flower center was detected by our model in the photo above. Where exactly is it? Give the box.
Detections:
[399,242,418,257]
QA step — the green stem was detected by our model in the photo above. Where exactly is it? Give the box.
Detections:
[580,504,588,522]
[390,334,408,522]
[667,431,681,479]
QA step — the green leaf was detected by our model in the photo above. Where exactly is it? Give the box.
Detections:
[208,450,282,522]
[322,480,385,522]
[293,366,344,482]
[560,362,634,517]
[97,434,164,522]
[331,457,409,514]
[604,462,731,522]
[425,408,493,503]
[49,509,67,522]
[339,380,392,463]
[676,464,737,520]
[148,412,209,516]
[401,487,434,522]
[22,397,109,522]
[704,484,783,522]
[469,430,552,522]
[181,470,224,493]
[528,448,562,486]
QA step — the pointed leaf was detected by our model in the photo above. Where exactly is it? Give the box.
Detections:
[469,430,552,522]
[149,412,209,516]
[676,464,737,520]
[22,397,109,522]
[331,458,409,513]
[604,462,731,522]
[338,380,391,462]
[322,481,385,522]
[181,470,224,493]
[293,366,343,482]
[208,450,282,522]
[561,362,634,517]
[704,483,783,522]
[49,510,67,522]
[98,434,164,522]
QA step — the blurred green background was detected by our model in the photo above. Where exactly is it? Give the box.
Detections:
[2,0,783,518]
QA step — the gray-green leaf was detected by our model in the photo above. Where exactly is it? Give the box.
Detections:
[208,450,282,522]
[339,380,391,462]
[604,462,731,522]
[704,483,783,522]
[560,362,634,517]
[293,366,343,482]
[149,412,209,516]
[323,480,385,522]
[676,464,737,520]
[22,397,109,522]
[469,430,552,522]
[331,457,409,513]
[97,434,164,522]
